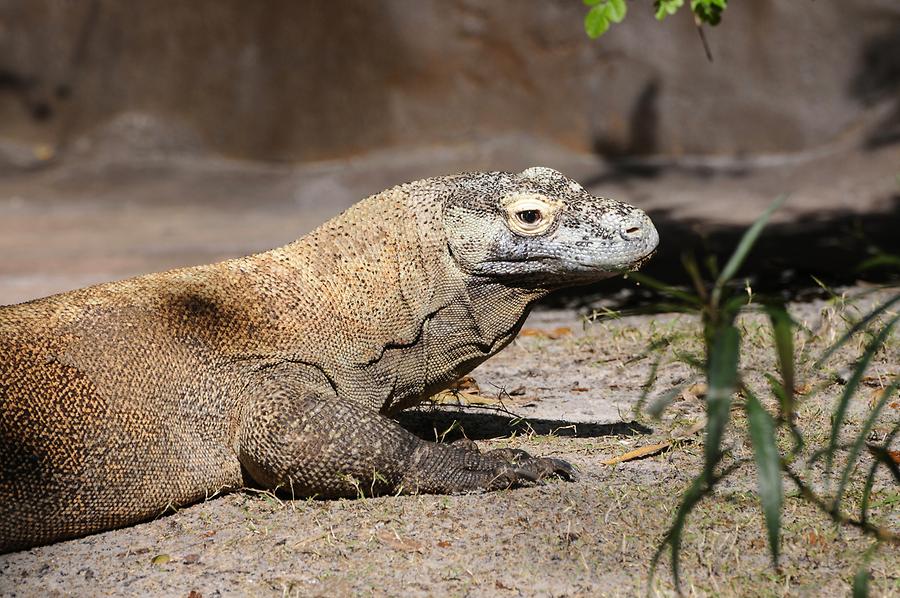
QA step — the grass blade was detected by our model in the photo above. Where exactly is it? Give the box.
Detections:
[626,271,703,305]
[859,418,898,523]
[765,304,796,420]
[763,373,789,414]
[866,420,900,486]
[868,448,900,485]
[859,459,879,526]
[744,388,783,565]
[834,377,899,514]
[647,385,687,419]
[648,460,743,594]
[681,252,709,302]
[858,253,900,271]
[815,293,900,368]
[704,325,740,476]
[852,568,871,598]
[712,194,787,304]
[721,294,753,323]
[824,314,900,479]
[673,349,705,370]
[653,471,705,593]
[636,346,666,417]
[704,252,719,281]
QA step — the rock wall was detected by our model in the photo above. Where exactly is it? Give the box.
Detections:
[1,0,898,162]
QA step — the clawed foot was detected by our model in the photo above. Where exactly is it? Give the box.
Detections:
[449,438,577,489]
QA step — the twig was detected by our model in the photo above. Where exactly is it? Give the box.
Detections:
[695,22,713,63]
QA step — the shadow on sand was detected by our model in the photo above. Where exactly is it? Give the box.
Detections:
[397,409,652,442]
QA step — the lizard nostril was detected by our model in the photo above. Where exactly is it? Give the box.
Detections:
[621,224,643,240]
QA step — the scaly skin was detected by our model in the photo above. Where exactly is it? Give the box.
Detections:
[0,167,658,552]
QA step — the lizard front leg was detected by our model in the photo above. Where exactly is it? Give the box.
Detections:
[236,372,573,498]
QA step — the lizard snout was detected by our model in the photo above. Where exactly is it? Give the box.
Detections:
[618,211,659,254]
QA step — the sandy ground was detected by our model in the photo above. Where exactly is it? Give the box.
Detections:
[0,132,898,596]
[1,296,898,597]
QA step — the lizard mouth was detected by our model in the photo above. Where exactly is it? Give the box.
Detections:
[573,247,657,273]
[484,254,555,263]
[628,249,657,271]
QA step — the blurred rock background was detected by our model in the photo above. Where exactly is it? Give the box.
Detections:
[1,0,899,304]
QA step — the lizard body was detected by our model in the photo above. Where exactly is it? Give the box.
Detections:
[0,168,658,552]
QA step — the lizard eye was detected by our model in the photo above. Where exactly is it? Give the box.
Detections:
[515,209,542,227]
[503,193,561,236]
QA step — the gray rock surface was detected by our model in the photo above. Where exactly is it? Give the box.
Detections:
[1,0,898,161]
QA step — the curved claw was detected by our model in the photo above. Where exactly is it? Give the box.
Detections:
[510,466,540,483]
[536,457,578,481]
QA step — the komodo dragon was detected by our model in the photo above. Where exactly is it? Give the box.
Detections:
[0,167,658,552]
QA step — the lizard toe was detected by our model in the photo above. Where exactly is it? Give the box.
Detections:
[528,456,578,481]
[486,464,539,489]
[483,449,576,482]
[413,440,576,493]
[483,455,575,490]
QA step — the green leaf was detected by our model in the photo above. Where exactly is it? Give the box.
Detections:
[654,0,684,20]
[584,6,610,38]
[824,314,900,480]
[745,389,783,565]
[704,325,740,475]
[852,567,870,598]
[691,0,727,25]
[765,304,796,420]
[583,0,602,5]
[607,0,628,23]
[712,194,787,306]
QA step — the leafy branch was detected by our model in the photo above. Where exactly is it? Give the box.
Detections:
[583,0,728,39]
[583,0,727,59]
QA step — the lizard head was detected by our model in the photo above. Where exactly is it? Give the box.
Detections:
[443,167,658,287]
